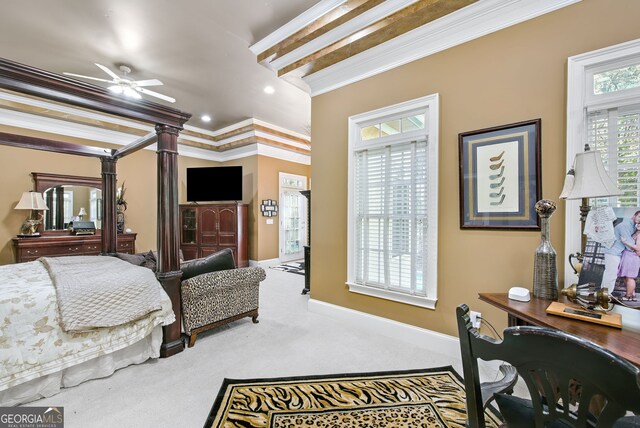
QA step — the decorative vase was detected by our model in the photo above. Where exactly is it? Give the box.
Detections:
[533,199,558,299]
[116,204,125,234]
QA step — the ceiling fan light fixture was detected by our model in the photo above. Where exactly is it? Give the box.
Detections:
[66,63,173,102]
[123,87,142,99]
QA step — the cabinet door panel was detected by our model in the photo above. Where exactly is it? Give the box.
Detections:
[199,208,219,245]
[181,207,198,244]
[217,207,237,245]
[181,246,198,261]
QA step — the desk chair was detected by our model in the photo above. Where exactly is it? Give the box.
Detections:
[456,304,640,427]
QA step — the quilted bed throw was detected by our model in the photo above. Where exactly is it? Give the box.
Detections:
[40,256,163,332]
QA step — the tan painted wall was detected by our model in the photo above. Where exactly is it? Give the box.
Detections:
[256,156,311,261]
[310,0,640,336]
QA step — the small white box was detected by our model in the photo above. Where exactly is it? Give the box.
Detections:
[508,286,531,302]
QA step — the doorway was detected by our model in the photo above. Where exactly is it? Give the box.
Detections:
[279,172,307,263]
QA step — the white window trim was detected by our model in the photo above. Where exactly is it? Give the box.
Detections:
[347,93,439,309]
[565,38,640,284]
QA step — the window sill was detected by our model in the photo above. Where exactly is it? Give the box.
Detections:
[346,282,437,309]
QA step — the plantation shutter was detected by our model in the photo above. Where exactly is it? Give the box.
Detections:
[353,139,428,296]
[587,103,640,207]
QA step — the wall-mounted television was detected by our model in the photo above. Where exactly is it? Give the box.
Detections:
[186,166,243,202]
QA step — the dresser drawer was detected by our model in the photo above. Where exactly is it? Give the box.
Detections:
[82,243,101,254]
[13,234,137,263]
[117,239,135,254]
[17,244,82,261]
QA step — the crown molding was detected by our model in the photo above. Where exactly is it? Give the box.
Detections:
[304,0,581,96]
[0,89,310,160]
[249,0,347,56]
[269,0,418,71]
[0,108,135,145]
[0,108,311,165]
[177,142,310,165]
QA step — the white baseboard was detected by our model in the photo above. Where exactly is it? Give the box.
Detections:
[308,299,460,359]
[250,258,281,268]
[307,299,503,373]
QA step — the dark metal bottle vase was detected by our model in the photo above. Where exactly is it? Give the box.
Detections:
[533,199,558,300]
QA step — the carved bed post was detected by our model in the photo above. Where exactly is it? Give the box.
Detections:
[100,157,117,255]
[155,124,184,357]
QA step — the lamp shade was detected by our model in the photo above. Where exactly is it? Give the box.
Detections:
[559,150,623,200]
[14,192,49,210]
[78,207,87,216]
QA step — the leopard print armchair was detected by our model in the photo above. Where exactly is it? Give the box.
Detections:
[181,267,266,347]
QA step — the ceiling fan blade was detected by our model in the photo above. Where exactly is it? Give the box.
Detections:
[63,72,112,83]
[136,87,175,103]
[133,79,163,87]
[95,63,120,80]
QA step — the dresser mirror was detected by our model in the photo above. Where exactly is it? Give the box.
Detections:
[32,173,102,233]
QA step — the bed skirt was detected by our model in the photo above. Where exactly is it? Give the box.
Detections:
[0,325,163,407]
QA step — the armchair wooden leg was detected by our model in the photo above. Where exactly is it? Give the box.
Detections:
[188,332,197,348]
[252,313,259,323]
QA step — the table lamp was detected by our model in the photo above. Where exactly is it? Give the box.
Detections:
[14,191,49,237]
[78,207,87,220]
[559,144,622,273]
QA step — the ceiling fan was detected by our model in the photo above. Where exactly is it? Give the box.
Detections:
[63,63,175,103]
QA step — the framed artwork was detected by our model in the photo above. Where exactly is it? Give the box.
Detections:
[459,119,541,230]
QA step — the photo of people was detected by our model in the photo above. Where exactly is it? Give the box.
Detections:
[578,207,640,308]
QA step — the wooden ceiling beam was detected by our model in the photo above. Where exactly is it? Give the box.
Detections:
[257,0,379,64]
[262,0,478,78]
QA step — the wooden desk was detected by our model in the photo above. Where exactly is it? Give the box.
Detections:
[479,293,640,367]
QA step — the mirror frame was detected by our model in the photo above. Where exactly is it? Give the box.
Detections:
[32,172,103,235]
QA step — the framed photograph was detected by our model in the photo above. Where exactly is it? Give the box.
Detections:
[459,119,541,229]
[580,207,640,308]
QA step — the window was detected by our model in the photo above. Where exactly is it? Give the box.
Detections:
[347,94,439,309]
[565,39,640,281]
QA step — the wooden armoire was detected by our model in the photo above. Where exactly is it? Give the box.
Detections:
[179,203,248,267]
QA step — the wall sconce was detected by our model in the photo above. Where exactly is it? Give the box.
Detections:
[261,199,278,217]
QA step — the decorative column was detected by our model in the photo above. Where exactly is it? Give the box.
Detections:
[156,124,184,357]
[100,157,118,255]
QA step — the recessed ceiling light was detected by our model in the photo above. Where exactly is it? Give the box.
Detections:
[264,86,275,94]
[201,115,211,122]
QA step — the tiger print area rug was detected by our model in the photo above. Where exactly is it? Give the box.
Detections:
[204,366,502,427]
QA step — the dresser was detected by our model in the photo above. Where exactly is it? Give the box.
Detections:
[13,233,137,263]
[180,203,248,267]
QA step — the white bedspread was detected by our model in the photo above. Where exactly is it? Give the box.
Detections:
[0,260,175,392]
[41,256,164,332]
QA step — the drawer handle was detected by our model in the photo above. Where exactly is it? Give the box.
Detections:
[26,250,39,255]
[88,246,98,250]
[120,243,130,248]
[68,247,79,252]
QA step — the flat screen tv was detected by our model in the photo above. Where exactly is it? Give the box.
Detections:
[186,166,242,202]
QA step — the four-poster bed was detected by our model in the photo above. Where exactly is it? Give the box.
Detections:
[0,57,191,361]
